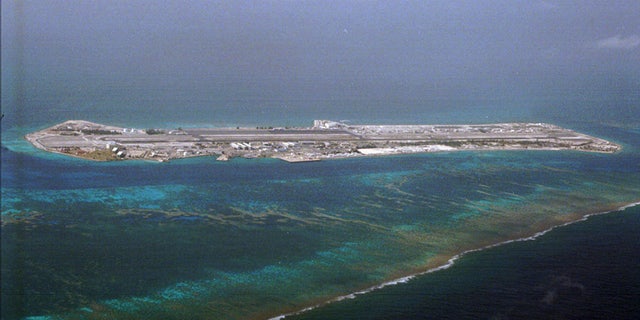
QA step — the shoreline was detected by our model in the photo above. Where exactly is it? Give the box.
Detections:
[267,200,640,320]
[24,120,622,163]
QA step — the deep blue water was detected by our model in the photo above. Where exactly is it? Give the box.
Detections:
[290,205,640,320]
[3,2,640,318]
[2,120,640,320]
[2,66,639,320]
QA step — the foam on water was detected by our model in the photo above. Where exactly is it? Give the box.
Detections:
[3,120,640,320]
[273,202,640,320]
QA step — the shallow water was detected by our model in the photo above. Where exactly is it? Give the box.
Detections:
[289,204,640,320]
[3,2,640,317]
[2,122,639,319]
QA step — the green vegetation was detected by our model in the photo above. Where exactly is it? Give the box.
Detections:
[80,129,121,135]
[83,149,120,161]
[60,148,120,161]
[145,128,165,135]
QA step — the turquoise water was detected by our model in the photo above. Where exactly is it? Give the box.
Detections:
[2,111,639,319]
[291,205,640,320]
[3,2,639,318]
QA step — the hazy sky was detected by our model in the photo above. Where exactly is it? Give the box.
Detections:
[2,0,639,117]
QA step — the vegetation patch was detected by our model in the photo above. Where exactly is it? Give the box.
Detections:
[79,149,120,161]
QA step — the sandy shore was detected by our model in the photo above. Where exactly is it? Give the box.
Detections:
[25,120,622,162]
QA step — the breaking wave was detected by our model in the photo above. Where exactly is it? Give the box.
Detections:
[270,201,640,320]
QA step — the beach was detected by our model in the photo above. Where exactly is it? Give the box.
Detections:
[3,2,640,317]
[4,137,640,319]
[25,120,621,163]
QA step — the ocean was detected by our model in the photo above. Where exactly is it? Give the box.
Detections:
[2,95,639,319]
[2,2,640,318]
[290,205,640,320]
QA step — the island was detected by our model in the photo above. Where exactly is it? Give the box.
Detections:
[25,120,621,162]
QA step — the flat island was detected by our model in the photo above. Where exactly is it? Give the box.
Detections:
[26,120,621,162]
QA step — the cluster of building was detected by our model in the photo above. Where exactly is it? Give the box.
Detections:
[26,120,621,163]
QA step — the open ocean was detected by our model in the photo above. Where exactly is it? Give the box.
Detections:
[2,92,640,319]
[290,204,640,320]
[2,2,640,318]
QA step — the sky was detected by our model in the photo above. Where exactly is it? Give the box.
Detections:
[2,0,639,124]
